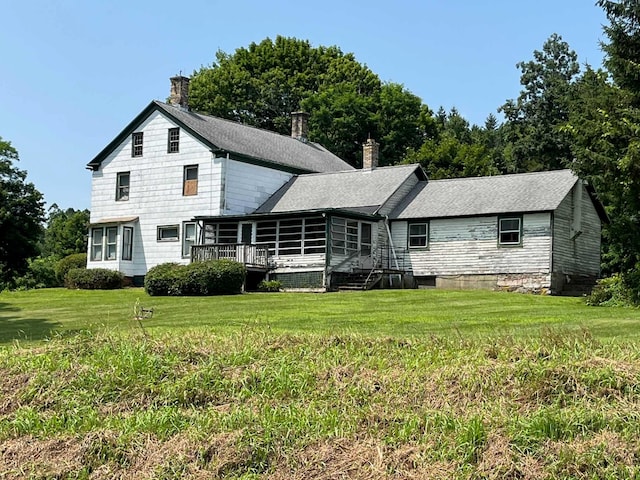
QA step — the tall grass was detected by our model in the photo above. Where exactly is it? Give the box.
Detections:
[2,329,640,478]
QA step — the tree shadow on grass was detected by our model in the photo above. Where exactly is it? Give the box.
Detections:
[0,302,64,344]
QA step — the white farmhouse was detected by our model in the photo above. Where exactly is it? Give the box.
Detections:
[87,77,606,294]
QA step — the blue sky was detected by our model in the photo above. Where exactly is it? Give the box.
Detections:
[1,1,607,211]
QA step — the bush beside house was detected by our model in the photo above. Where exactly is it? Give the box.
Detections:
[145,260,246,296]
[65,268,123,290]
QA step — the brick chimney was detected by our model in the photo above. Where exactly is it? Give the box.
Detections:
[169,75,190,110]
[363,137,379,169]
[291,111,309,141]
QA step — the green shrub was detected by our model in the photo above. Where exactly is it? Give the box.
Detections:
[258,280,282,292]
[585,274,634,306]
[144,260,246,296]
[65,268,123,290]
[144,263,182,296]
[56,253,87,284]
[13,256,60,290]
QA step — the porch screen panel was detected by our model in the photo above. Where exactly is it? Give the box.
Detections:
[256,221,277,256]
[216,223,238,244]
[346,221,358,252]
[303,216,326,254]
[278,219,303,256]
[331,217,346,255]
[360,223,372,255]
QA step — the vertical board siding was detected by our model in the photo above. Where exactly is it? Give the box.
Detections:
[392,213,552,275]
[552,185,601,275]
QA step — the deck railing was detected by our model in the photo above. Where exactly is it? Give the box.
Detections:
[191,243,269,268]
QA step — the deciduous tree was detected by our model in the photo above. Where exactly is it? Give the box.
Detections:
[0,137,45,286]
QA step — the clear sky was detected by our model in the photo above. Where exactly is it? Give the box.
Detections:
[1,0,607,211]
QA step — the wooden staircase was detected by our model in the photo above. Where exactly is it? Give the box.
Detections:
[335,270,383,291]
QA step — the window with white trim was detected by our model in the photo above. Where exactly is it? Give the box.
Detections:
[498,216,522,246]
[132,132,143,157]
[116,172,130,201]
[157,225,179,242]
[122,226,133,261]
[182,222,197,257]
[408,222,428,248]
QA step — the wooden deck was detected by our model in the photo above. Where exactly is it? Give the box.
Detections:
[191,244,269,270]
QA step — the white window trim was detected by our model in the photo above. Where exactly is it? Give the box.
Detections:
[182,222,197,257]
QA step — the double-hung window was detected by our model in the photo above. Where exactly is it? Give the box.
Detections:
[408,222,428,248]
[116,172,130,201]
[498,216,522,246]
[132,132,143,157]
[91,227,118,261]
[168,128,180,153]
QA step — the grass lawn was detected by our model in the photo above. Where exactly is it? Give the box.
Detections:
[1,287,639,344]
[2,288,640,478]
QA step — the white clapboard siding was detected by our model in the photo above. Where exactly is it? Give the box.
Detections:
[89,110,297,276]
[224,160,293,214]
[392,213,552,275]
[270,254,326,273]
[552,184,601,275]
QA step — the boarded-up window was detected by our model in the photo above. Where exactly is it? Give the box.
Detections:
[183,165,198,196]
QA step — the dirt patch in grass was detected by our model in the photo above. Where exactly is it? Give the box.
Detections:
[476,432,545,480]
[0,435,85,479]
[0,370,31,415]
[268,438,456,480]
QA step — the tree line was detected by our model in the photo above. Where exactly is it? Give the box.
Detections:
[3,0,640,298]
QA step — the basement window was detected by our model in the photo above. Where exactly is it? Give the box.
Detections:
[498,216,522,246]
[132,132,143,157]
[168,127,180,153]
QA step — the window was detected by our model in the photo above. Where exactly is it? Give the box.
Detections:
[408,222,428,248]
[91,228,104,261]
[116,172,130,201]
[498,216,522,246]
[105,227,117,260]
[132,132,143,157]
[122,226,133,261]
[157,225,179,242]
[91,227,118,261]
[182,222,197,257]
[183,165,198,196]
[168,128,180,153]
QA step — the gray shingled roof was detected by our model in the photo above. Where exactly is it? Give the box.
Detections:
[154,102,352,173]
[255,164,424,214]
[390,169,579,219]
